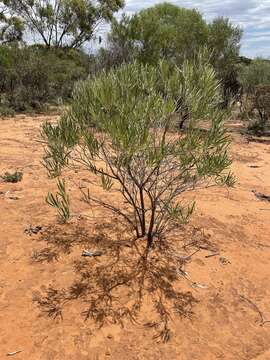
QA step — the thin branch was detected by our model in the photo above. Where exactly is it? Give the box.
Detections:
[239,295,270,326]
[80,188,139,237]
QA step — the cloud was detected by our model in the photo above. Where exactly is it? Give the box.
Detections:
[124,0,270,58]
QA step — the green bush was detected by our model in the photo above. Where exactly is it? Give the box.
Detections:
[239,58,270,92]
[238,60,270,132]
[0,44,89,112]
[41,56,234,336]
[1,170,23,183]
[106,3,242,106]
[42,57,233,247]
[0,105,15,117]
[46,179,70,223]
[247,120,266,135]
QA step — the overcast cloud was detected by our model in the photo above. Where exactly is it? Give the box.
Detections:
[123,0,270,58]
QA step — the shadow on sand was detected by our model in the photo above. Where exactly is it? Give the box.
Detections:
[31,220,214,341]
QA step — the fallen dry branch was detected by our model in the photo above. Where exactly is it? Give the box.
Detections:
[239,295,270,326]
[257,243,270,248]
[81,250,104,257]
[252,190,270,202]
[6,350,23,356]
[247,137,270,145]
[205,252,220,258]
[24,225,43,236]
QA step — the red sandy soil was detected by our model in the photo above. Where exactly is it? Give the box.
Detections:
[0,115,270,360]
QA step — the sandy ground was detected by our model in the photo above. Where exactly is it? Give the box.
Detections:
[0,115,270,360]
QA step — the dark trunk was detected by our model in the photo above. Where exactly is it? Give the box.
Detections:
[139,187,146,236]
[147,205,156,249]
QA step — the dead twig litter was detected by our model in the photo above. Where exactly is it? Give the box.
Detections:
[190,282,208,289]
[257,243,270,248]
[219,257,231,265]
[205,252,220,258]
[175,249,200,262]
[6,350,23,356]
[81,250,104,257]
[252,190,270,202]
[240,295,270,326]
[24,225,43,236]
[177,270,208,290]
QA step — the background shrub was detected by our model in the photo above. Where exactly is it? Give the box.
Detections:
[238,59,270,133]
[0,44,89,112]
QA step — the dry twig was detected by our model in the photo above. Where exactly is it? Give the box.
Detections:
[6,350,23,356]
[240,295,270,326]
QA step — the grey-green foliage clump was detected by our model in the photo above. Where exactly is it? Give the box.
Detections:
[46,179,70,223]
[42,55,234,248]
[239,58,270,92]
[1,170,22,182]
[238,59,270,133]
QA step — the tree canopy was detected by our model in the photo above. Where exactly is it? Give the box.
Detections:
[109,3,242,75]
[208,17,242,70]
[0,4,24,43]
[108,2,243,102]
[208,17,243,104]
[109,3,209,64]
[1,0,124,48]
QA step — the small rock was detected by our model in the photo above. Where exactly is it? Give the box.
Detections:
[219,257,231,265]
[24,225,43,236]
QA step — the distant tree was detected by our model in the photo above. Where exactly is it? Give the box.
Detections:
[89,45,131,74]
[208,17,243,106]
[107,4,242,107]
[2,0,124,48]
[238,56,252,66]
[238,59,270,133]
[108,3,209,65]
[0,4,24,43]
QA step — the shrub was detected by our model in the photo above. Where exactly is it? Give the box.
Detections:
[238,59,270,133]
[1,170,23,183]
[42,57,233,249]
[251,85,270,129]
[239,59,270,92]
[106,4,242,107]
[0,105,15,117]
[0,44,89,112]
[46,179,70,223]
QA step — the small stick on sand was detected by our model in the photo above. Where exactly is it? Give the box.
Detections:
[257,243,270,248]
[7,350,23,356]
[183,241,198,249]
[240,295,270,326]
[81,250,103,257]
[205,252,220,258]
[175,249,200,262]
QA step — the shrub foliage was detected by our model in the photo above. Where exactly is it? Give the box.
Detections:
[239,59,270,133]
[42,58,233,248]
[0,45,89,112]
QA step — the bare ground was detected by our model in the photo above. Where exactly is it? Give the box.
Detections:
[0,115,270,360]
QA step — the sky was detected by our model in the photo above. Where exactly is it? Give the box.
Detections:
[121,0,270,59]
